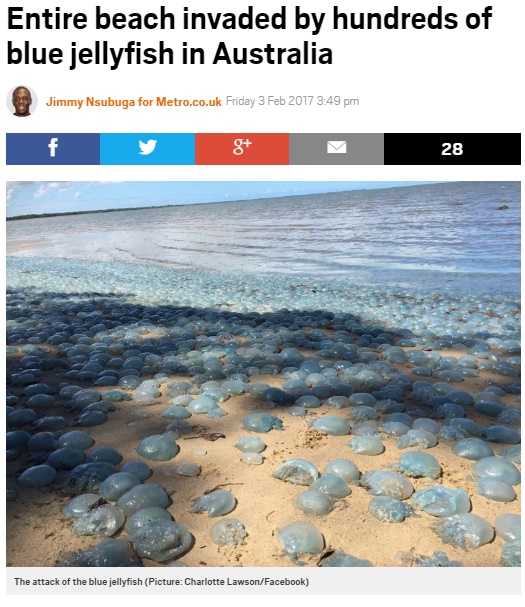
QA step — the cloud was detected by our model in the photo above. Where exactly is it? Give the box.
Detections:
[33,182,74,199]
[5,181,36,200]
[33,185,49,199]
[93,181,125,185]
[6,181,38,188]
[5,181,77,201]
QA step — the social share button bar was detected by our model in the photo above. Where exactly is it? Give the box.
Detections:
[100,134,195,165]
[196,134,289,165]
[6,133,100,165]
[289,134,384,165]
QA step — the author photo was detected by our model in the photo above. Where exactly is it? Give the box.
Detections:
[9,85,36,117]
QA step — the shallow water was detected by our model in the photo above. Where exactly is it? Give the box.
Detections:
[6,182,520,294]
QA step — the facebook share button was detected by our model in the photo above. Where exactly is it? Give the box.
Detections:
[6,133,100,165]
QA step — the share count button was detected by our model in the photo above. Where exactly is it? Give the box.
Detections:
[384,133,521,165]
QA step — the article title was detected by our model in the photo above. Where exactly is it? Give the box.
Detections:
[7,4,494,69]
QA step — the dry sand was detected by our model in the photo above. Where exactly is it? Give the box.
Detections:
[6,348,521,569]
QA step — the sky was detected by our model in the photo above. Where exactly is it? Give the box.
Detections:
[6,181,440,217]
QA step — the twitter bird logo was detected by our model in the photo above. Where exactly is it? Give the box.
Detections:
[139,139,157,155]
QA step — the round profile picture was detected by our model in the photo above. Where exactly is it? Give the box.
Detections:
[7,85,38,117]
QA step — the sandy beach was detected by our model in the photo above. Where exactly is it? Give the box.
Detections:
[6,329,521,568]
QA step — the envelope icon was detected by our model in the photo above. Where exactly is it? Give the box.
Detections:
[327,140,347,154]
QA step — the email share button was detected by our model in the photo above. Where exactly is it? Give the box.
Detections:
[290,134,384,165]
[327,141,347,154]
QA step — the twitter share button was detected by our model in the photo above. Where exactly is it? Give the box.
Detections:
[100,133,195,165]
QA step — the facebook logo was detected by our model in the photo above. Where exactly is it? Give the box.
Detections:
[48,137,59,157]
[7,134,100,165]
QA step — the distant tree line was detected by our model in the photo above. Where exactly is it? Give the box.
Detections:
[6,204,177,221]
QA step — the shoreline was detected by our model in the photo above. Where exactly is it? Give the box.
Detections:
[6,255,521,307]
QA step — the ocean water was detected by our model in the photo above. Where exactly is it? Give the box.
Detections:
[6,181,520,295]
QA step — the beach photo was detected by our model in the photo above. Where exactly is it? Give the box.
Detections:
[5,181,521,569]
